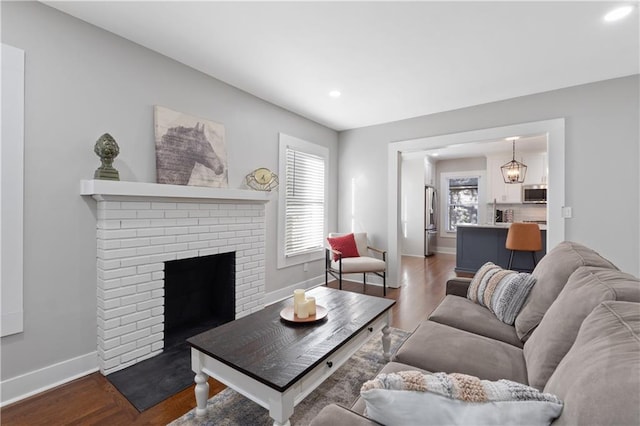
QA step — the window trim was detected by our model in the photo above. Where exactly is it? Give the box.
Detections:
[439,170,485,238]
[277,133,329,269]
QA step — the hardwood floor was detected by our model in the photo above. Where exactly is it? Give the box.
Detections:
[1,254,456,425]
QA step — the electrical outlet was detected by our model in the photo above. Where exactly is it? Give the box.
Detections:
[561,206,573,218]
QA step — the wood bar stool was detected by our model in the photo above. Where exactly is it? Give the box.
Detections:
[506,223,542,270]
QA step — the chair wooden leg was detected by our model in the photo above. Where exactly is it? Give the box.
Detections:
[383,271,386,296]
[363,273,367,293]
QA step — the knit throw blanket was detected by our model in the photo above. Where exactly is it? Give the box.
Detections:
[361,371,562,405]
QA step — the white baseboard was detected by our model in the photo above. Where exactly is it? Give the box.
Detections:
[1,270,402,406]
[436,247,456,255]
[0,351,98,407]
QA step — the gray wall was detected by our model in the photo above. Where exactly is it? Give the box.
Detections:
[1,2,338,381]
[339,75,639,276]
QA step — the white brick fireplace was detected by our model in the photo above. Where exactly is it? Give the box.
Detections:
[81,180,270,374]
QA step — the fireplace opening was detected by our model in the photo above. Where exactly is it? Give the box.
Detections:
[106,251,236,412]
[164,252,236,347]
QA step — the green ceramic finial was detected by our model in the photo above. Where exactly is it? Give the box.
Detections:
[94,133,120,180]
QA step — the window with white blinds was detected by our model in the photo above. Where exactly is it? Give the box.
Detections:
[278,133,329,268]
[284,148,325,257]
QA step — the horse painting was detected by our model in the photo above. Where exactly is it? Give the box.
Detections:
[155,107,228,187]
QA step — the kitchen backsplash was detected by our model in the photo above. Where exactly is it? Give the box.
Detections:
[488,204,547,223]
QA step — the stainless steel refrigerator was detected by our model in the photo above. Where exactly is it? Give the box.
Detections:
[424,185,438,256]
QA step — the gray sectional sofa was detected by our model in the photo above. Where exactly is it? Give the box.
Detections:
[310,241,640,425]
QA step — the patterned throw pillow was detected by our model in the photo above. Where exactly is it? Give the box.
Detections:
[361,371,563,426]
[326,233,360,261]
[467,262,537,325]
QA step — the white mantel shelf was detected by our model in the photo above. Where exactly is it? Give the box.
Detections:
[80,179,271,202]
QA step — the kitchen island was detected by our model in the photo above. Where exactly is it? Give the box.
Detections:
[455,223,547,274]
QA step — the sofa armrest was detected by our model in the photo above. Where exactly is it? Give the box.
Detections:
[309,404,382,426]
[446,277,472,297]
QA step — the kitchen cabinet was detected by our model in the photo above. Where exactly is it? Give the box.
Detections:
[523,152,547,185]
[455,224,547,274]
[486,155,522,204]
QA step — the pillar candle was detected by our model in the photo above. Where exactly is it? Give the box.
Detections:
[293,289,305,315]
[306,296,316,316]
[297,299,310,319]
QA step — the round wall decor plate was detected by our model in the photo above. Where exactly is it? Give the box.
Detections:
[280,305,328,323]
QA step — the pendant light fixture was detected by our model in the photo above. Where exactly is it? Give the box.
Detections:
[501,137,527,184]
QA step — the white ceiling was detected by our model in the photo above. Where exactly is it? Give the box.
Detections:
[43,1,639,131]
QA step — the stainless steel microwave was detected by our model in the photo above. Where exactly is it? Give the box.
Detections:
[522,184,547,204]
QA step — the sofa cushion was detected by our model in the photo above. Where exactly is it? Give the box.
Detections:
[429,295,523,347]
[393,320,528,384]
[544,301,640,426]
[515,241,618,341]
[360,371,563,426]
[330,256,386,273]
[467,262,537,325]
[524,267,640,390]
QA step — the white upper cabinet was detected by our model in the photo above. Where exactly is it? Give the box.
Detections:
[523,152,547,185]
[486,151,547,203]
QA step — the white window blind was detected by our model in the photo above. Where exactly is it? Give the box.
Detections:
[284,147,326,257]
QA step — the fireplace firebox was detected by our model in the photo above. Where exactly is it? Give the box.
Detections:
[164,252,235,347]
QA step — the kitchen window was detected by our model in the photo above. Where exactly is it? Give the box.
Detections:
[277,133,329,268]
[440,171,485,233]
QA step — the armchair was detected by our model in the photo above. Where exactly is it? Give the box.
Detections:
[325,232,387,296]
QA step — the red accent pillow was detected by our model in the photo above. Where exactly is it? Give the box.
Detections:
[327,233,360,261]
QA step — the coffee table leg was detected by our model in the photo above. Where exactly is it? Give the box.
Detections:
[269,392,294,426]
[382,324,392,361]
[194,371,209,417]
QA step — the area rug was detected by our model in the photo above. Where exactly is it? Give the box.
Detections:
[168,327,411,426]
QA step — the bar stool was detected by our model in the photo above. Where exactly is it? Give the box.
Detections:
[506,223,542,270]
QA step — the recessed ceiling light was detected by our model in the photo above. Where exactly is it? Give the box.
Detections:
[430,153,439,157]
[604,5,633,22]
[329,90,341,98]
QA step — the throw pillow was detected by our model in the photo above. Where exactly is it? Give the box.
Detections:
[361,371,563,426]
[467,262,537,325]
[326,233,360,261]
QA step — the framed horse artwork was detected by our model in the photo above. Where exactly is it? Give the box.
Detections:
[154,106,228,188]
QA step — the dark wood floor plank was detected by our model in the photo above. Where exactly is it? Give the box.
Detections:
[0,254,455,425]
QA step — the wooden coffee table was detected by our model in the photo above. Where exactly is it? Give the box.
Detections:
[187,286,396,426]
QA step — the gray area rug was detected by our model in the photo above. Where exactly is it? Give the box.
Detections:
[168,327,411,426]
